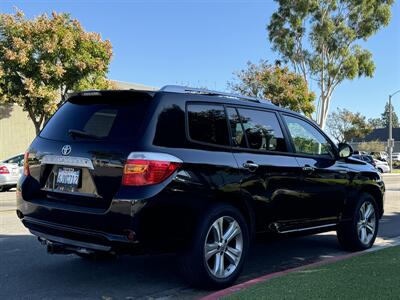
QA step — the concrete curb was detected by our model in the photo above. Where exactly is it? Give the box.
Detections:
[200,236,400,300]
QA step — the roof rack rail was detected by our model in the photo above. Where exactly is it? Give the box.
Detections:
[160,85,271,105]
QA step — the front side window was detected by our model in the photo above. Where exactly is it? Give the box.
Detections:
[187,104,229,146]
[229,108,286,152]
[284,115,335,158]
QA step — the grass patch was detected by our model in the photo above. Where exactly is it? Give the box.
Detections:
[225,246,400,300]
[392,169,400,174]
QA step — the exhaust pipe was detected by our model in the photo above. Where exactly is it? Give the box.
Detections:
[37,237,106,256]
[46,241,72,255]
[38,237,93,255]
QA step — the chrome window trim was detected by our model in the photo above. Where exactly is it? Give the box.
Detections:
[41,155,94,170]
[127,152,183,163]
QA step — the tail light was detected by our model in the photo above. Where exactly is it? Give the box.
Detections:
[0,166,9,174]
[122,152,182,186]
[23,152,30,176]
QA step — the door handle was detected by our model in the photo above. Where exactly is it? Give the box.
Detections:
[302,165,315,173]
[243,161,259,172]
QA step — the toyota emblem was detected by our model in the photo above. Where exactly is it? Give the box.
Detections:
[61,145,72,156]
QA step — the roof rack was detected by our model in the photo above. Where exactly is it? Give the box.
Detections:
[160,85,271,105]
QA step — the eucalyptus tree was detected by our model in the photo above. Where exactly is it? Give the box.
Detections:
[268,0,394,128]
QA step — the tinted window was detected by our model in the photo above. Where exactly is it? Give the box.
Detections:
[231,108,286,152]
[284,115,335,158]
[227,107,247,147]
[187,104,229,146]
[40,93,152,142]
[153,104,186,148]
[4,154,23,164]
[363,155,374,163]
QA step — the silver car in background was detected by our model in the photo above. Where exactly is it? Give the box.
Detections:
[374,159,390,173]
[0,154,24,192]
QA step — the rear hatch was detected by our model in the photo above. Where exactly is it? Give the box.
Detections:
[25,90,154,209]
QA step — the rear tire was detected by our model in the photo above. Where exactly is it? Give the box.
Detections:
[0,186,12,192]
[182,203,249,289]
[337,193,379,251]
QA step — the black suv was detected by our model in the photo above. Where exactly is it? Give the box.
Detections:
[17,86,385,288]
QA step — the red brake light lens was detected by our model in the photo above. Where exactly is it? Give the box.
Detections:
[122,159,181,186]
[0,166,9,174]
[23,152,30,176]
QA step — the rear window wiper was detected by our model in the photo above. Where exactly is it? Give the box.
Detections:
[68,129,101,140]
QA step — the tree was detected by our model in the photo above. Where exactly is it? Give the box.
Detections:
[229,60,315,116]
[326,108,372,143]
[381,102,399,128]
[268,0,394,128]
[368,117,384,129]
[0,10,113,134]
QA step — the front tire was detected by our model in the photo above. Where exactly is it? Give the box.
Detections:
[337,193,379,251]
[182,203,249,289]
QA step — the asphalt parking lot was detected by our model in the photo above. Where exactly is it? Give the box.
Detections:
[1,175,399,300]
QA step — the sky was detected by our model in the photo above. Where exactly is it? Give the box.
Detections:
[2,0,400,120]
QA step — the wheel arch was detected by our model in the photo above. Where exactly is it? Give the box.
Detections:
[215,194,256,241]
[359,185,384,218]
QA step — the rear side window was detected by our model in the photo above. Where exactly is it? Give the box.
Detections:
[226,107,247,147]
[4,154,24,164]
[229,108,286,152]
[40,92,152,142]
[187,104,229,146]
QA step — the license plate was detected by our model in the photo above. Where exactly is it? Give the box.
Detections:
[56,168,80,187]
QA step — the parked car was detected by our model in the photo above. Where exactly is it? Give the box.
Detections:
[353,150,369,155]
[0,153,24,192]
[352,154,376,168]
[371,151,388,162]
[392,152,400,162]
[17,87,385,288]
[374,159,390,173]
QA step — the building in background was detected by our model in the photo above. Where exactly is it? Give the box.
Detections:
[350,127,400,153]
[0,80,157,160]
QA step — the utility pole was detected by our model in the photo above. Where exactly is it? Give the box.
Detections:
[389,94,393,173]
[388,89,400,173]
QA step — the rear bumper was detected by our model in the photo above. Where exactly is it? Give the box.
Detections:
[16,190,145,252]
[0,174,19,186]
[17,171,203,254]
[21,216,135,252]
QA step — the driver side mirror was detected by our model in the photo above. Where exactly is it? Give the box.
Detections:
[338,143,353,158]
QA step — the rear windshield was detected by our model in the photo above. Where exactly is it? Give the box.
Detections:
[40,92,152,142]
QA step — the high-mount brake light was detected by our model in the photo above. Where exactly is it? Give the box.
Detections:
[122,152,182,186]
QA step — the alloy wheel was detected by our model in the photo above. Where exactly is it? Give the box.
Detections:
[204,216,243,279]
[357,201,376,245]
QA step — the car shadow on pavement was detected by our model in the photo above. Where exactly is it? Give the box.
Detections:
[0,232,346,300]
[2,212,400,299]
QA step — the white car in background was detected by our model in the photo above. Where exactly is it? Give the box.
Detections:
[374,159,390,173]
[392,152,400,162]
[0,153,24,192]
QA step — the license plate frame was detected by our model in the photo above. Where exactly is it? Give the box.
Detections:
[56,167,81,191]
